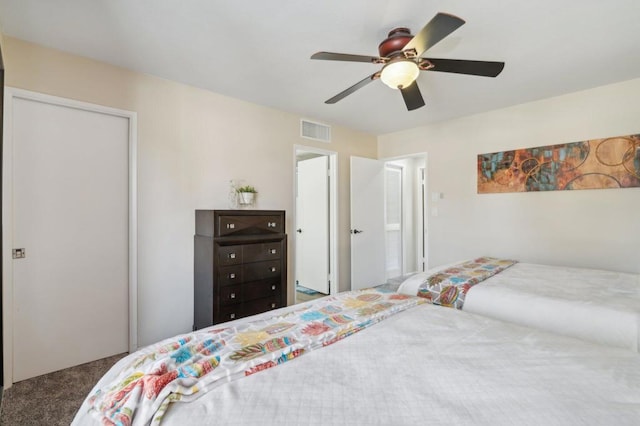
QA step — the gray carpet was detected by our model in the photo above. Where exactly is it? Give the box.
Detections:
[0,353,127,426]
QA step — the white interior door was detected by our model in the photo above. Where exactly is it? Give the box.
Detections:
[10,94,130,381]
[350,156,385,290]
[296,156,329,294]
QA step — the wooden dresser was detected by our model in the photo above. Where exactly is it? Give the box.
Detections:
[194,209,287,329]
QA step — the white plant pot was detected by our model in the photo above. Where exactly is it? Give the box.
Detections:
[238,192,255,205]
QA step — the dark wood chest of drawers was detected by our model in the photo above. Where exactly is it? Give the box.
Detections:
[194,210,287,329]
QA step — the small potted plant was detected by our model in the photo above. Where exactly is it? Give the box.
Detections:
[236,185,257,205]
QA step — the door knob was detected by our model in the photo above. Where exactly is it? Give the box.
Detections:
[296,229,302,233]
[351,229,363,234]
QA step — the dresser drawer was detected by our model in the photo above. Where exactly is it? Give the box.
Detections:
[217,214,283,237]
[218,260,281,284]
[219,284,243,304]
[243,242,282,262]
[218,265,243,285]
[244,296,282,315]
[217,245,242,265]
[244,260,281,281]
[218,279,280,305]
[244,279,280,301]
[218,242,281,266]
[217,295,281,322]
[217,305,243,322]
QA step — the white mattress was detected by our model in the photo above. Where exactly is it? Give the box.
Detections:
[399,262,640,351]
[73,301,640,425]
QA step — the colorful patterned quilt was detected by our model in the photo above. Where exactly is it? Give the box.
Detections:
[86,288,424,425]
[415,257,516,309]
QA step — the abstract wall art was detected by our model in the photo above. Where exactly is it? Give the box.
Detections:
[477,134,640,193]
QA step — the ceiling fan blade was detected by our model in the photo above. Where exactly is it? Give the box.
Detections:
[403,13,465,57]
[423,58,505,77]
[325,73,378,104]
[311,51,384,64]
[400,81,425,111]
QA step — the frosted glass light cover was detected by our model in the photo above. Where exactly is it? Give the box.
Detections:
[380,60,420,89]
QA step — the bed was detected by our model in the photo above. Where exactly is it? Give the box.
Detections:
[398,258,640,352]
[72,287,640,426]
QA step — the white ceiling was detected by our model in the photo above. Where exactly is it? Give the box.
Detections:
[1,0,639,136]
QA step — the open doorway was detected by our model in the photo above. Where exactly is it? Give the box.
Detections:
[349,154,427,289]
[293,146,338,304]
[384,155,427,281]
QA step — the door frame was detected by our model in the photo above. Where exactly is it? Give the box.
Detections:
[295,155,330,294]
[2,88,138,387]
[292,145,338,302]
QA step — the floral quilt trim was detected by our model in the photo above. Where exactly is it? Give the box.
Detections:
[86,288,424,425]
[416,257,517,309]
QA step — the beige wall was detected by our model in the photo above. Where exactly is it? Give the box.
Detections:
[379,78,640,274]
[2,37,377,346]
[5,33,637,352]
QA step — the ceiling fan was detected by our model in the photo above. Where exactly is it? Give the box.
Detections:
[311,12,505,111]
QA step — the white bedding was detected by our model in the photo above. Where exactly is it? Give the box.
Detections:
[398,262,640,351]
[73,300,640,425]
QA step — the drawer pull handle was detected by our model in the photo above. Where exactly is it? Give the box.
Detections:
[270,249,277,254]
[228,253,236,259]
[226,223,235,229]
[271,303,276,308]
[270,267,276,272]
[230,313,236,319]
[230,293,236,299]
[271,285,276,290]
[229,273,236,279]
[267,222,277,228]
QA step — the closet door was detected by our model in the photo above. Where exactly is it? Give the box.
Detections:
[295,156,329,294]
[9,93,130,381]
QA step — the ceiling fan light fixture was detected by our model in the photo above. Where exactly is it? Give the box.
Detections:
[380,59,420,89]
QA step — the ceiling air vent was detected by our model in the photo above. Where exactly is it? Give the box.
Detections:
[301,119,331,143]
